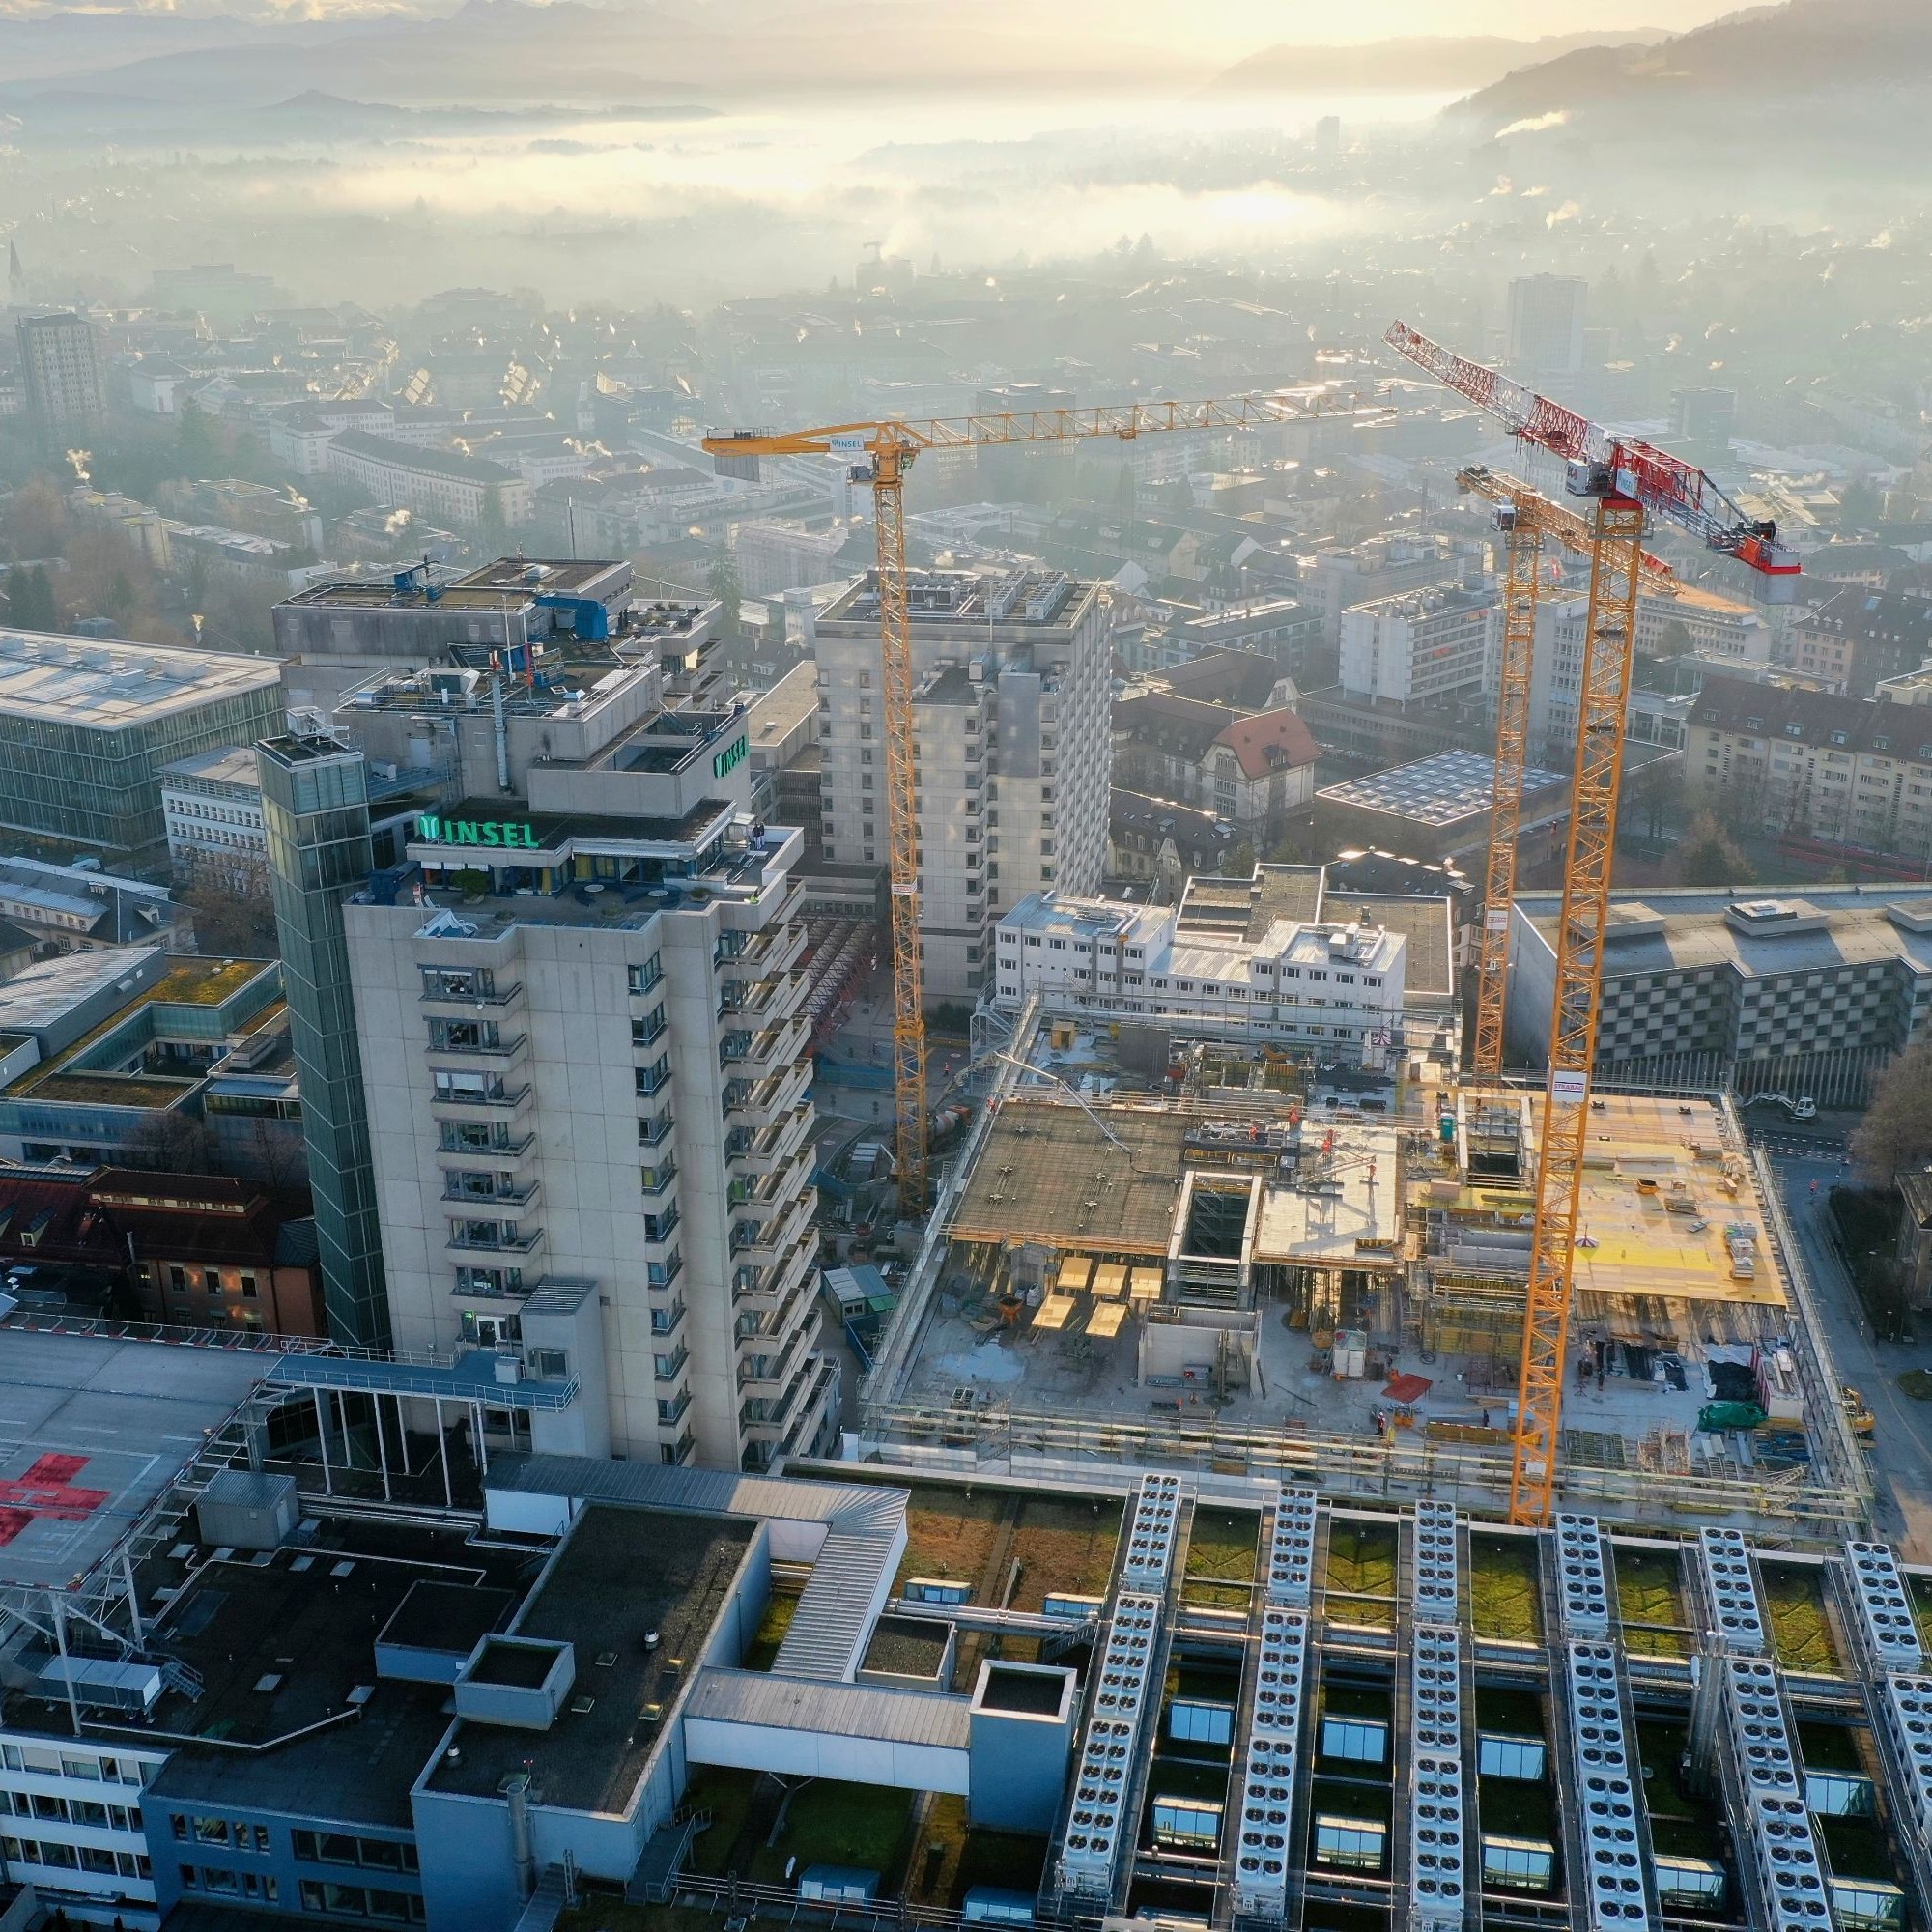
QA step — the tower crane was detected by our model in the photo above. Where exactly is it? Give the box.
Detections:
[703,388,1386,1213]
[1454,465,1679,1084]
[1385,321,1801,1523]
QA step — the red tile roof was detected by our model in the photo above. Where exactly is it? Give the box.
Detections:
[1212,707,1319,779]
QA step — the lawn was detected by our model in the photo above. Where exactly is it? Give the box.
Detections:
[750,1779,915,1888]
[894,1486,1008,1596]
[905,1793,1048,1907]
[1759,1561,1840,1673]
[1323,1519,1397,1628]
[1184,1505,1259,1608]
[1616,1548,1690,1660]
[557,1902,716,1932]
[741,1591,799,1671]
[1005,1495,1122,1610]
[682,1766,761,1876]
[1468,1534,1542,1643]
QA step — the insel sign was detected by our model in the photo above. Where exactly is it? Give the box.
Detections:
[712,734,749,779]
[414,814,543,849]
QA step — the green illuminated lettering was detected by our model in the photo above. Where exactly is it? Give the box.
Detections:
[454,822,480,845]
[480,822,502,846]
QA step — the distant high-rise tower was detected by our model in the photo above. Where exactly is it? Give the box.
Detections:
[15,311,104,439]
[1670,386,1738,469]
[1314,115,1342,158]
[1504,275,1587,382]
[3,240,24,307]
[260,732,393,1349]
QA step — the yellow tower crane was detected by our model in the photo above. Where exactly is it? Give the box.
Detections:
[704,390,1385,1214]
[1386,321,1798,1521]
[1454,466,1680,1084]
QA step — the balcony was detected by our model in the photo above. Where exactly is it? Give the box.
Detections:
[737,1324,809,1398]
[724,1058,810,1131]
[430,1080,530,1115]
[661,1431,696,1467]
[724,1014,809,1081]
[730,1193,813,1271]
[420,978,523,1009]
[654,1344,690,1384]
[631,1010,668,1050]
[734,1227,815,1311]
[638,1108,675,1148]
[425,1029,527,1066]
[657,1387,693,1428]
[650,1299,687,1340]
[437,1128,534,1159]
[446,1220,545,1257]
[642,1206,682,1247]
[726,1103,812,1179]
[441,1178,541,1208]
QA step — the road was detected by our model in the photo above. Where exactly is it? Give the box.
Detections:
[1766,1142,1932,1559]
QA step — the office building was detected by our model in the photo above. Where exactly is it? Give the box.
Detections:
[1504,273,1587,380]
[0,945,288,1170]
[15,311,105,438]
[322,430,532,530]
[1339,582,1496,707]
[993,881,1407,1064]
[813,566,1112,1001]
[260,735,392,1350]
[161,745,268,886]
[1315,749,1570,868]
[0,632,283,867]
[1507,885,1932,1107]
[1685,673,1932,863]
[0,854,176,952]
[1670,385,1738,466]
[328,640,834,1472]
[1303,533,1469,645]
[734,520,858,597]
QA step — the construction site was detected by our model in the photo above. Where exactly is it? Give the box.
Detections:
[857,1022,1869,1537]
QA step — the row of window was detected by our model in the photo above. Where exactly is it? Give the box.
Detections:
[0,1787,140,1831]
[0,1745,148,1784]
[4,1837,151,1881]
[166,1265,261,1299]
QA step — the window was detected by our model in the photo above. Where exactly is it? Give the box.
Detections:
[1482,1837,1555,1892]
[1314,1816,1385,1871]
[204,1269,221,1293]
[195,1816,231,1844]
[240,1274,258,1299]
[1321,1717,1389,1764]
[627,954,663,996]
[1169,1699,1235,1746]
[1151,1797,1221,1852]
[527,1348,569,1380]
[169,1265,187,1293]
[1478,1734,1546,1781]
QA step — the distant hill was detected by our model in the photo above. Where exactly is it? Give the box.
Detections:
[1213,30,1669,98]
[1447,0,1932,135]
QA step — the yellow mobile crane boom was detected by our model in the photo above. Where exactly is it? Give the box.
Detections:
[1455,467,1679,1084]
[704,388,1385,1213]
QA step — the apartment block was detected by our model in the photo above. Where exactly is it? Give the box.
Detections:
[812,566,1111,1001]
[330,644,835,1472]
[734,520,858,597]
[322,430,532,530]
[1791,587,1932,697]
[1686,673,1932,863]
[1304,533,1471,644]
[15,311,105,437]
[1339,582,1496,707]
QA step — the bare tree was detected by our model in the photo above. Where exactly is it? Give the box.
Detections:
[124,1111,219,1176]
[178,853,280,958]
[1851,1038,1932,1186]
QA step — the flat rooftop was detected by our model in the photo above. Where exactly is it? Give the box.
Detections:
[427,1503,753,1814]
[0,1328,274,1593]
[0,630,279,726]
[161,745,262,790]
[1319,750,1566,828]
[1177,865,1326,941]
[1252,1122,1404,1267]
[951,1101,1191,1256]
[146,1520,538,1830]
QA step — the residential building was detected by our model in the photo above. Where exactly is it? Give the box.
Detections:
[993,882,1407,1064]
[0,855,176,953]
[1339,583,1495,708]
[0,632,283,867]
[1112,695,1320,843]
[1897,1168,1932,1311]
[327,639,836,1471]
[1107,790,1237,898]
[813,566,1112,1001]
[1791,587,1932,697]
[15,311,104,438]
[161,746,267,887]
[1135,597,1321,678]
[267,406,339,476]
[1507,885,1932,1106]
[1504,273,1587,379]
[735,520,859,597]
[1685,673,1932,863]
[0,947,286,1168]
[323,430,532,530]
[260,736,392,1350]
[1303,533,1469,645]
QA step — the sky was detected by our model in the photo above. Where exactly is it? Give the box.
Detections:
[0,0,1755,34]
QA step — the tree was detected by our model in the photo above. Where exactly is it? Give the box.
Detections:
[1673,810,1751,887]
[1851,1037,1932,1185]
[477,482,509,554]
[1,477,69,560]
[708,547,743,640]
[1838,476,1883,529]
[125,1111,218,1176]
[179,857,280,957]
[4,562,57,631]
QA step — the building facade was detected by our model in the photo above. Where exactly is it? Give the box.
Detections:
[1507,887,1932,1106]
[161,745,267,887]
[15,311,105,438]
[322,431,531,529]
[993,889,1406,1062]
[0,633,284,868]
[734,521,857,597]
[1339,583,1496,709]
[1791,588,1932,697]
[813,566,1112,1001]
[1112,696,1320,843]
[1504,273,1587,379]
[326,645,836,1472]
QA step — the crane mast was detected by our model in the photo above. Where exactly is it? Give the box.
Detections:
[705,385,1387,1219]
[1387,324,1796,1522]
